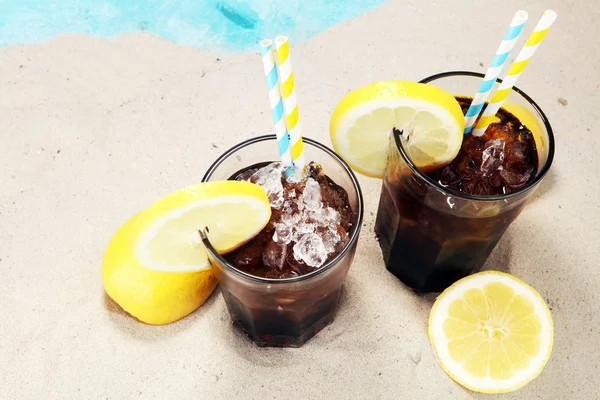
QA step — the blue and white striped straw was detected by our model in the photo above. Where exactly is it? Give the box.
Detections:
[260,39,292,168]
[463,10,528,135]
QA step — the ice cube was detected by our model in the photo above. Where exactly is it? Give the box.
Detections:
[292,222,316,242]
[480,139,505,176]
[281,210,301,226]
[317,175,352,230]
[271,195,285,210]
[301,178,322,211]
[321,227,341,253]
[307,206,340,227]
[297,222,316,233]
[262,240,289,271]
[235,169,256,182]
[322,207,340,224]
[285,165,304,184]
[273,223,293,245]
[250,162,281,185]
[251,162,284,208]
[281,200,292,215]
[293,232,328,268]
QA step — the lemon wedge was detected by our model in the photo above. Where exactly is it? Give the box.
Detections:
[330,80,464,177]
[428,271,554,393]
[101,181,271,324]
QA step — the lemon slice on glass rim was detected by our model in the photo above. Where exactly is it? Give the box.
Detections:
[330,80,465,177]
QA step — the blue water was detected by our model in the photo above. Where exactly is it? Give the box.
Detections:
[0,0,387,52]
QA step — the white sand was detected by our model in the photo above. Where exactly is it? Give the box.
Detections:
[1,1,599,398]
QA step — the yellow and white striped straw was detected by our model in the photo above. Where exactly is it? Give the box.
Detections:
[472,10,557,137]
[274,35,305,170]
[260,39,292,169]
[464,10,528,135]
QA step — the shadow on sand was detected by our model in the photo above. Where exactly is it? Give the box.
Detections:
[102,287,221,341]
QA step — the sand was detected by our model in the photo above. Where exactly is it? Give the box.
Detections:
[1,0,599,398]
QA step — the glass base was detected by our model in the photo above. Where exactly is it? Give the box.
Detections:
[222,288,342,347]
[375,223,486,293]
[233,313,335,348]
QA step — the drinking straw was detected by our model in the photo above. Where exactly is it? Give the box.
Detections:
[274,36,305,170]
[463,10,529,135]
[260,39,292,168]
[472,10,558,137]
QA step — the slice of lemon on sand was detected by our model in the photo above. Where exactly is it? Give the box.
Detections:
[102,181,271,325]
[330,80,464,178]
[428,271,554,393]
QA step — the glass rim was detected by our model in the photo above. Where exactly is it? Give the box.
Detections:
[201,134,364,284]
[397,70,556,202]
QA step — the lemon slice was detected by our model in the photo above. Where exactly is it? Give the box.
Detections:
[101,181,271,324]
[330,80,464,177]
[428,271,554,393]
[134,181,271,272]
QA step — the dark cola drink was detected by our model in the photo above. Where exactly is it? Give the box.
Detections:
[375,97,539,293]
[219,161,356,346]
[201,135,363,347]
[430,97,539,196]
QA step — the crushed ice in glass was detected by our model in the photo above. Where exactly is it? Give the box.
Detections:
[301,178,322,210]
[293,233,328,268]
[273,223,293,245]
[321,227,341,253]
[229,161,353,276]
[250,162,285,209]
